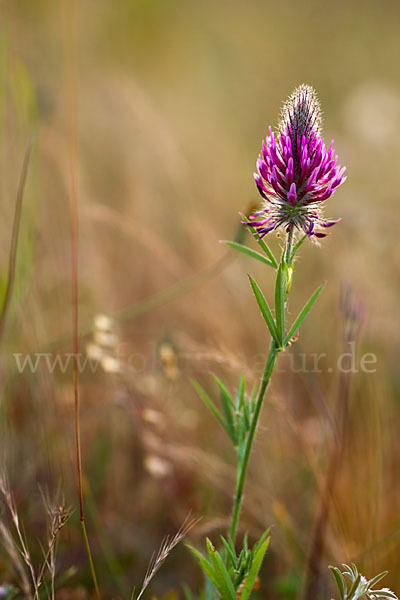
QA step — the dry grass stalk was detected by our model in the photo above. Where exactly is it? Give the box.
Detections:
[136,515,199,600]
[0,476,37,594]
[33,502,71,600]
[0,477,71,600]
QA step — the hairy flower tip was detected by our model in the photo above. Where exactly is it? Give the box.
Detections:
[250,84,346,240]
[279,84,322,140]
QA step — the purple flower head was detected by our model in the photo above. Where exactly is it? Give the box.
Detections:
[249,84,346,239]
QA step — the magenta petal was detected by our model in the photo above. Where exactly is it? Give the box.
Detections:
[287,182,297,205]
[322,218,341,228]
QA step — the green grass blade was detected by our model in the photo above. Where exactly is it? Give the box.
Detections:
[0,136,33,341]
[222,241,275,269]
[248,275,280,347]
[284,283,324,346]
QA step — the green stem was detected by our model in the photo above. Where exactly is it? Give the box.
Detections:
[285,227,294,265]
[81,520,100,599]
[229,339,279,545]
[229,228,293,547]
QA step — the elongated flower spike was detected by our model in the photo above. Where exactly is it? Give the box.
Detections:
[249,84,346,240]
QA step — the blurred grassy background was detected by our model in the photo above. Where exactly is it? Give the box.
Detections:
[1,0,400,598]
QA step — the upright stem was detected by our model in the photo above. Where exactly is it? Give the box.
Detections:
[229,340,278,545]
[229,230,292,547]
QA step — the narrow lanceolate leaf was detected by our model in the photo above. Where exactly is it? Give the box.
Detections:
[213,376,235,410]
[243,533,249,557]
[186,546,217,586]
[347,574,362,600]
[248,276,280,347]
[329,566,346,600]
[237,374,246,410]
[253,528,270,551]
[240,395,250,430]
[290,233,307,263]
[367,572,389,589]
[241,216,278,269]
[284,283,324,346]
[274,262,286,345]
[254,237,278,269]
[342,563,355,577]
[191,380,233,441]
[239,536,270,600]
[215,380,237,444]
[213,376,237,445]
[220,536,238,569]
[205,539,237,600]
[222,241,275,269]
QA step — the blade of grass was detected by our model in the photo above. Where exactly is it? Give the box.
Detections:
[0,136,33,342]
[63,0,99,596]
